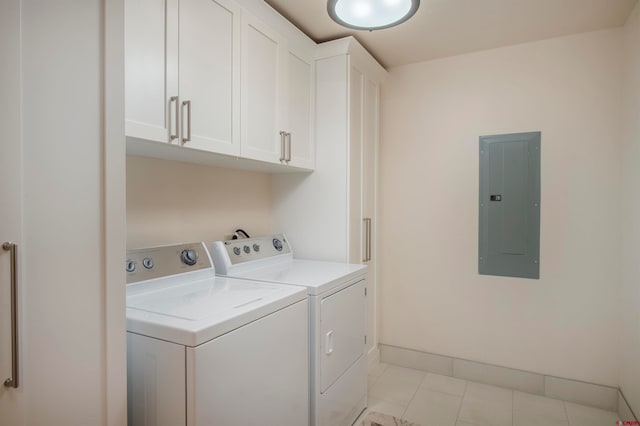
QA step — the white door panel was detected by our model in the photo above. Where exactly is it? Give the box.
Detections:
[0,0,23,422]
[125,0,179,143]
[179,0,240,155]
[320,280,366,393]
[241,13,282,164]
[286,47,314,169]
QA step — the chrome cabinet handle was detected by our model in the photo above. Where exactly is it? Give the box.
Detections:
[169,96,179,142]
[3,242,18,388]
[286,132,292,163]
[169,96,180,142]
[362,218,372,262]
[279,131,286,162]
[181,100,191,145]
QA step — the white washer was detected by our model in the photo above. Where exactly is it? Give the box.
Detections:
[125,242,309,426]
[210,234,368,426]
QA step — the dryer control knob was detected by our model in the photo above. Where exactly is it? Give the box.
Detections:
[233,247,241,256]
[125,260,136,273]
[181,249,198,266]
[243,245,251,254]
[142,257,154,269]
[253,244,260,252]
[273,238,283,251]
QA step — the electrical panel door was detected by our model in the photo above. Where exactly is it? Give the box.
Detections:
[479,132,541,279]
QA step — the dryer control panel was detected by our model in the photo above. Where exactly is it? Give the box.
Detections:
[125,242,211,284]
[220,234,291,265]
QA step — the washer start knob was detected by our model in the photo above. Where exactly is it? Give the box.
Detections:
[181,249,198,266]
[273,238,283,251]
[233,247,241,256]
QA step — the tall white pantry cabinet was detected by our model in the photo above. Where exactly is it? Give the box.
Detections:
[0,0,126,425]
[273,37,387,357]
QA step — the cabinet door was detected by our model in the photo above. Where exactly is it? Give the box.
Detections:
[362,77,378,354]
[320,280,366,393]
[348,65,364,265]
[241,13,284,164]
[283,45,314,169]
[179,0,240,156]
[0,1,24,423]
[125,0,179,143]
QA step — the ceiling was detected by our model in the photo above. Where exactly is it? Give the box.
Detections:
[264,0,638,68]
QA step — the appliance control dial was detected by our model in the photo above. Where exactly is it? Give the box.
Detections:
[273,238,283,251]
[233,247,241,256]
[253,244,260,252]
[125,259,136,273]
[181,249,198,266]
[243,245,251,254]
[142,257,154,269]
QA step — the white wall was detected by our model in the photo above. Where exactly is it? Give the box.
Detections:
[620,1,640,415]
[127,156,273,248]
[379,29,623,386]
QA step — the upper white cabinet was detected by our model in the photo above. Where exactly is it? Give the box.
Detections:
[126,0,241,156]
[241,12,315,169]
[179,0,241,156]
[125,0,315,171]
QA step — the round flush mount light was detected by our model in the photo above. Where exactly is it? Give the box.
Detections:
[327,0,420,31]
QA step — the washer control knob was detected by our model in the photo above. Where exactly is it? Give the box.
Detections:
[233,247,241,256]
[243,245,251,254]
[125,260,136,273]
[142,257,154,269]
[273,238,283,251]
[181,249,198,266]
[253,244,260,252]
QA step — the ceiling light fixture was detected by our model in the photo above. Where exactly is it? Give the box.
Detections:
[327,0,420,31]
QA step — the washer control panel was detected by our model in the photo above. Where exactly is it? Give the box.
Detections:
[222,234,291,265]
[126,242,210,284]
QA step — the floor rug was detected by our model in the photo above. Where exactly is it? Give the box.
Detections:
[359,411,421,426]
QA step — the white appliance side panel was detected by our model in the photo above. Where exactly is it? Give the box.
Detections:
[127,332,186,426]
[317,355,367,426]
[320,279,366,393]
[187,299,309,426]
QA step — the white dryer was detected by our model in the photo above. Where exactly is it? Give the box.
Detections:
[125,242,309,426]
[210,234,368,426]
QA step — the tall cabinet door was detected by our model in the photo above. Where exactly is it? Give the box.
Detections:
[125,0,179,143]
[179,0,240,155]
[241,13,283,164]
[284,45,315,169]
[362,77,379,354]
[0,0,23,423]
[348,65,364,265]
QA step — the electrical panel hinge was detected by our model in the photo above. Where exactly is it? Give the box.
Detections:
[364,335,367,344]
[365,288,367,296]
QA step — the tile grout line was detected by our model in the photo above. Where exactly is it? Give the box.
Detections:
[562,400,572,426]
[400,372,427,420]
[511,388,514,426]
[453,378,469,425]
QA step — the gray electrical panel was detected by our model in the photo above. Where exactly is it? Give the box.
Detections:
[479,132,540,279]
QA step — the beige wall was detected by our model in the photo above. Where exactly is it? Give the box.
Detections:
[620,1,640,415]
[127,156,273,248]
[379,29,623,386]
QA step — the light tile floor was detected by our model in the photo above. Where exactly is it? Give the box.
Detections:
[359,363,621,426]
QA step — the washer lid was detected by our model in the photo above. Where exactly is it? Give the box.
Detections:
[229,259,367,296]
[126,276,306,346]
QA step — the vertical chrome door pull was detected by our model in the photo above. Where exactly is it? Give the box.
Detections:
[279,131,286,162]
[285,132,292,163]
[181,100,191,145]
[362,218,372,262]
[169,96,179,142]
[3,242,18,388]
